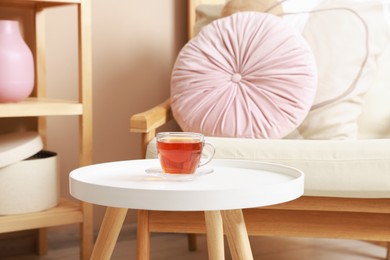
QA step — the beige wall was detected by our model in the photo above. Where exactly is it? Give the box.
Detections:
[0,0,187,229]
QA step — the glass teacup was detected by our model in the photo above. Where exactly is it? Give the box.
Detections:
[155,132,215,180]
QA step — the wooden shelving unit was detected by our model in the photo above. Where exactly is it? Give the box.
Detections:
[0,0,93,259]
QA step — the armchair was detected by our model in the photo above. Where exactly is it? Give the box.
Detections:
[130,0,390,259]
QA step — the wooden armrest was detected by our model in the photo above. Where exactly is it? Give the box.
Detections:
[130,98,172,133]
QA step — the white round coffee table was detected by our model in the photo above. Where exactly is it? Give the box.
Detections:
[70,159,304,260]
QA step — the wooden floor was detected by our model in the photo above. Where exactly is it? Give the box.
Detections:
[5,224,387,260]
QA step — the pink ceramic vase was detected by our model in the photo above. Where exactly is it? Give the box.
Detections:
[0,20,34,103]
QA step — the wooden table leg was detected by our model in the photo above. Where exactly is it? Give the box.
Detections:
[204,210,225,260]
[90,207,128,260]
[137,210,151,260]
[221,209,253,260]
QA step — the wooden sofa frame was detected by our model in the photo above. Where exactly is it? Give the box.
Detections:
[130,98,390,260]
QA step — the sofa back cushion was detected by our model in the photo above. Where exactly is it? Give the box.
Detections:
[286,0,390,139]
[191,0,390,139]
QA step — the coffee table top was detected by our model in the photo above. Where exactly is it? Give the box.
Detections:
[69,159,304,211]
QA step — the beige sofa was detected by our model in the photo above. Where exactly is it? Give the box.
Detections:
[130,0,390,259]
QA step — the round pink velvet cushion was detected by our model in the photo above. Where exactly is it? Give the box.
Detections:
[171,12,317,139]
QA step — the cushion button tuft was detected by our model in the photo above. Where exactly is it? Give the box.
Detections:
[231,73,242,83]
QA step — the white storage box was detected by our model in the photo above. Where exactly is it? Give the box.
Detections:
[0,132,59,215]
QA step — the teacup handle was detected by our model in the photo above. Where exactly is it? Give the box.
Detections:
[199,142,215,167]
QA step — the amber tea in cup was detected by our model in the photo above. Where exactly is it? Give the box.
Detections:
[156,132,215,178]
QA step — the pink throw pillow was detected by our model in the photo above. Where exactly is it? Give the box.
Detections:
[171,12,317,139]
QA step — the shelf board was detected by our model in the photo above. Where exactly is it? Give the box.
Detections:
[0,0,80,4]
[0,199,83,233]
[0,97,83,117]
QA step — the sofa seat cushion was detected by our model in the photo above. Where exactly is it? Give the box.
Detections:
[146,137,390,198]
